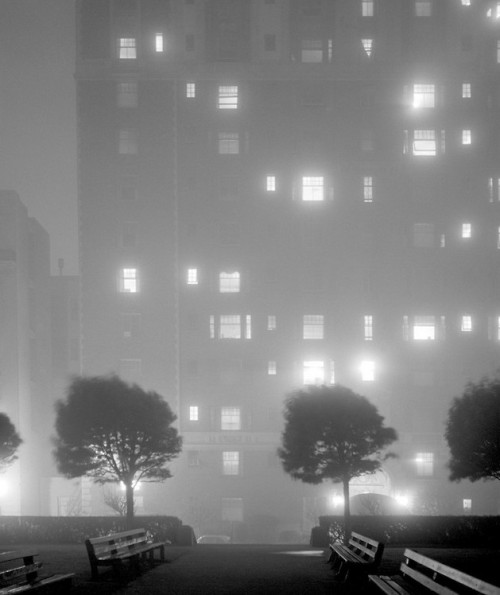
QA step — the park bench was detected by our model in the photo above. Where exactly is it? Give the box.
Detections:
[85,527,167,579]
[0,550,73,593]
[368,548,500,595]
[327,530,384,582]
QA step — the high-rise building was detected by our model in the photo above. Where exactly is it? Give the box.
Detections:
[76,0,500,537]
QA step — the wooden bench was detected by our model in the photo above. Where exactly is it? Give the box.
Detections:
[327,530,384,582]
[369,548,500,595]
[85,528,167,580]
[0,550,73,593]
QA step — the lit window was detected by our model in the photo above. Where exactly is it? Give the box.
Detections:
[413,84,435,108]
[221,407,241,430]
[462,223,472,238]
[362,39,373,57]
[301,39,323,63]
[415,1,432,16]
[497,40,500,63]
[413,223,434,248]
[364,315,373,341]
[219,315,241,339]
[360,360,375,382]
[245,315,252,339]
[363,176,373,202]
[362,0,374,16]
[461,315,472,332]
[462,129,472,145]
[462,83,471,98]
[218,85,238,109]
[186,82,196,98]
[266,176,276,192]
[218,133,239,154]
[117,82,138,108]
[412,130,437,156]
[489,177,500,202]
[119,38,137,59]
[463,498,472,512]
[461,0,471,4]
[189,406,199,421]
[303,315,324,339]
[222,451,240,475]
[267,315,276,331]
[222,498,243,522]
[155,33,164,52]
[302,176,324,201]
[497,226,500,249]
[413,316,435,340]
[187,268,198,285]
[119,268,138,293]
[219,271,240,293]
[119,129,137,154]
[415,452,434,476]
[268,361,277,375]
[303,361,324,385]
[440,234,446,248]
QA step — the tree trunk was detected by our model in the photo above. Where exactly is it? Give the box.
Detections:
[125,483,134,529]
[342,476,351,544]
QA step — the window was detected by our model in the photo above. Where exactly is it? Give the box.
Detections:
[267,315,276,331]
[121,312,141,339]
[497,226,500,249]
[119,129,137,154]
[219,271,240,293]
[264,34,276,52]
[415,1,432,16]
[361,39,373,57]
[461,315,472,332]
[489,177,500,202]
[222,452,240,475]
[363,176,373,203]
[413,316,435,340]
[413,223,434,247]
[303,315,324,339]
[407,130,442,156]
[462,83,471,99]
[222,498,243,522]
[218,133,239,154]
[461,0,471,5]
[268,361,277,375]
[360,360,375,381]
[301,40,323,63]
[497,40,500,64]
[218,85,238,109]
[155,33,164,52]
[186,82,196,98]
[119,268,138,293]
[189,406,199,421]
[463,499,472,512]
[462,129,472,145]
[302,176,324,201]
[413,84,435,108]
[364,315,373,341]
[415,452,434,476]
[117,82,138,108]
[221,407,241,430]
[303,361,324,385]
[266,175,276,192]
[119,38,137,59]
[219,315,241,339]
[462,223,472,238]
[187,268,198,285]
[362,0,374,16]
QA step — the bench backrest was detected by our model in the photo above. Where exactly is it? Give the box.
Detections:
[348,531,384,564]
[86,528,149,559]
[0,551,41,587]
[401,549,500,595]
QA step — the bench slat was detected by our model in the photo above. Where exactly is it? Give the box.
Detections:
[368,575,411,595]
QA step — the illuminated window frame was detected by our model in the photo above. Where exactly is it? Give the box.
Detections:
[364,315,373,341]
[462,83,471,98]
[119,268,139,293]
[219,315,241,339]
[360,360,375,382]
[189,406,199,421]
[267,315,276,331]
[268,361,277,375]
[186,82,196,98]
[303,315,324,340]
[222,451,240,475]
[413,84,435,108]
[462,223,472,239]
[221,407,241,431]
[361,39,373,57]
[266,175,276,192]
[219,271,240,293]
[461,315,472,332]
[415,452,434,476]
[218,133,239,155]
[155,33,164,52]
[363,176,373,203]
[218,86,238,109]
[302,176,324,201]
[187,268,198,285]
[303,360,325,385]
[362,0,374,17]
[118,38,137,59]
[462,129,472,145]
[301,39,323,63]
[413,316,435,341]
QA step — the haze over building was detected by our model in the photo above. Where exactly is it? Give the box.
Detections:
[73,0,500,537]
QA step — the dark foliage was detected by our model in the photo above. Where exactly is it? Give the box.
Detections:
[0,413,22,469]
[445,377,500,482]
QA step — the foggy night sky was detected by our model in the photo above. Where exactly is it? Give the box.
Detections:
[0,0,78,275]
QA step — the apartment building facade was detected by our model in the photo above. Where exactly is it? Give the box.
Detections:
[76,0,500,537]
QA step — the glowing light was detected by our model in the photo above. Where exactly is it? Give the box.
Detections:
[394,492,412,510]
[331,494,344,508]
[120,481,141,491]
[0,478,9,497]
[360,360,375,381]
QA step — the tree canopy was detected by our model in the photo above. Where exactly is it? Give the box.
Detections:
[0,413,22,470]
[278,384,397,539]
[53,375,182,521]
[445,376,500,482]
